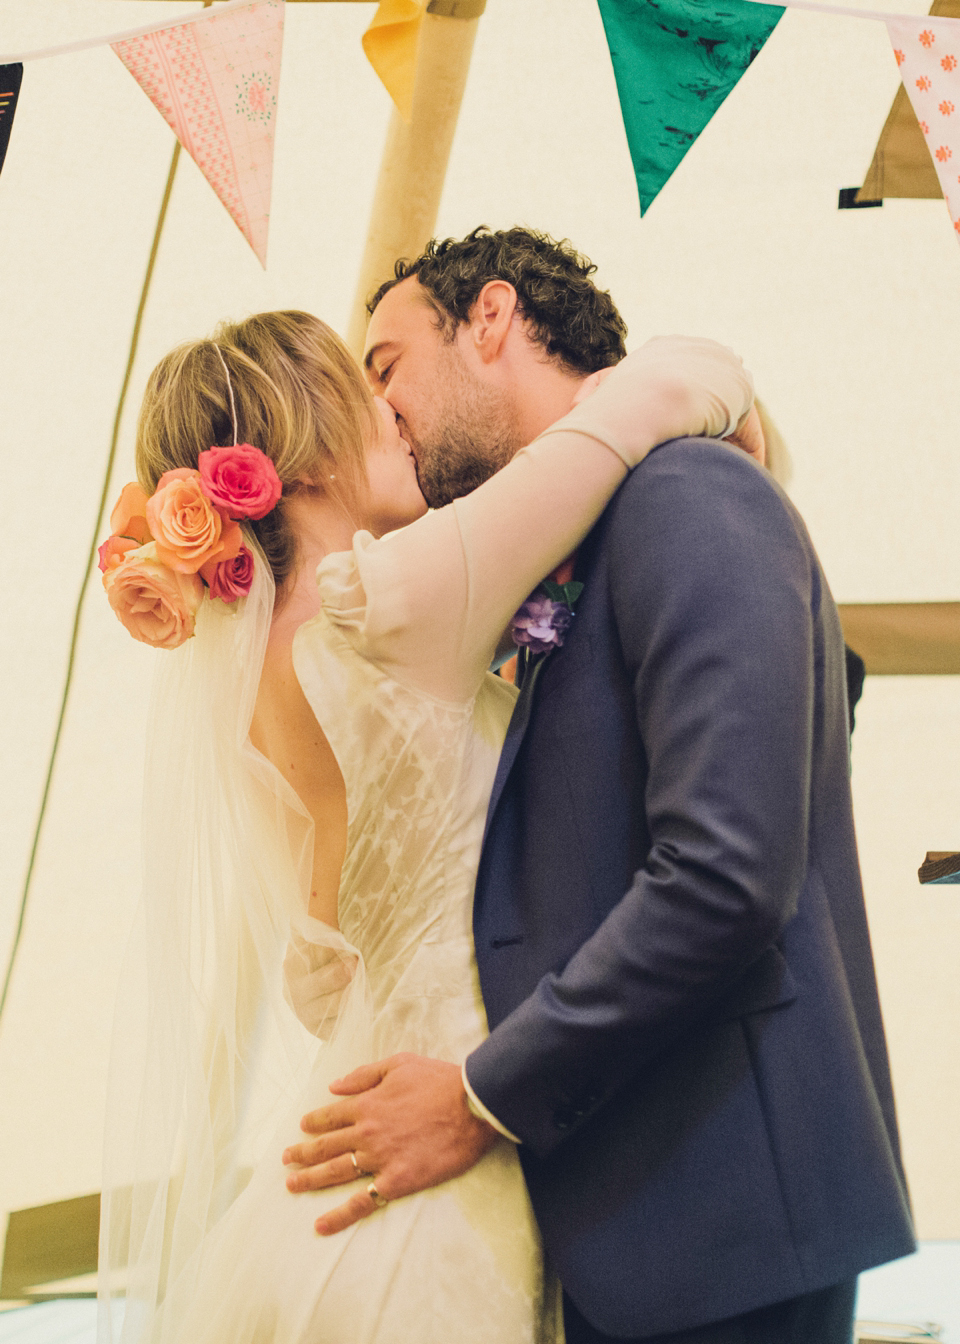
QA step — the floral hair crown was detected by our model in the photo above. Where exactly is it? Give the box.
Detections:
[100,345,282,650]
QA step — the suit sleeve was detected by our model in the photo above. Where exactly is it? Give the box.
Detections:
[465,443,818,1158]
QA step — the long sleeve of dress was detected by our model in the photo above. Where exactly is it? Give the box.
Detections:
[319,337,754,703]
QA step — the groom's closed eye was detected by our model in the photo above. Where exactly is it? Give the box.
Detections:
[363,345,395,390]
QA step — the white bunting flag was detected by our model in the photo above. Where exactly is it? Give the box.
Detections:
[884,16,960,236]
[112,0,284,266]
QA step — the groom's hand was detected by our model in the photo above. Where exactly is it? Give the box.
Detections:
[282,1054,499,1235]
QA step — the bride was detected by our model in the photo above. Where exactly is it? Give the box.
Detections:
[96,310,753,1344]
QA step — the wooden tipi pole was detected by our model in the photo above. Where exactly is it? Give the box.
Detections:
[346,0,486,356]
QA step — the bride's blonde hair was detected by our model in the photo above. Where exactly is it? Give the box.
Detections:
[136,310,379,593]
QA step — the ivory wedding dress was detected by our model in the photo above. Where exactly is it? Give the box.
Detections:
[97,338,752,1344]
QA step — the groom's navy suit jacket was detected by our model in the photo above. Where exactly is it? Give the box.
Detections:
[466,439,915,1339]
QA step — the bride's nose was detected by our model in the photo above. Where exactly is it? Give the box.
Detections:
[374,396,397,425]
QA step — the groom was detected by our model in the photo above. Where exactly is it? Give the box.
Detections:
[283,228,915,1342]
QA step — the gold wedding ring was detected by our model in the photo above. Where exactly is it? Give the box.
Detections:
[367,1181,388,1209]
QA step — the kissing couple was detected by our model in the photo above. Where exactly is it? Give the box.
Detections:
[98,227,914,1344]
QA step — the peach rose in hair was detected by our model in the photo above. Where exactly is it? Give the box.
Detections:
[109,482,152,545]
[147,468,242,574]
[103,543,204,649]
[98,535,139,573]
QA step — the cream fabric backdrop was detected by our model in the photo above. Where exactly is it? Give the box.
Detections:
[0,0,957,1245]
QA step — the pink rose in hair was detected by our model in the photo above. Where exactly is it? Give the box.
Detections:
[102,544,204,649]
[198,444,282,520]
[147,467,243,574]
[201,545,255,602]
[98,535,139,573]
[109,482,152,545]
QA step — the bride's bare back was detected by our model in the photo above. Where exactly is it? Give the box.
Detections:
[250,553,348,929]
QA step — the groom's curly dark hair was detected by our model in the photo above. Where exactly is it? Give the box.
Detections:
[367,226,627,375]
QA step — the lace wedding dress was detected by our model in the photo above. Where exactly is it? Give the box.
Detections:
[197,540,562,1343]
[97,338,752,1344]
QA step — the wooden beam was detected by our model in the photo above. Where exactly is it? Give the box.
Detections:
[345,3,484,354]
[0,1194,100,1298]
[838,602,960,675]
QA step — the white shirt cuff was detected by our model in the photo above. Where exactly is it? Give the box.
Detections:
[461,1062,521,1143]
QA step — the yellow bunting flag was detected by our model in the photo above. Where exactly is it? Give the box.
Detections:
[362,0,427,121]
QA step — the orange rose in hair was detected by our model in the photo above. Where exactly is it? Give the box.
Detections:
[98,535,139,573]
[146,468,242,574]
[103,544,204,649]
[110,482,152,545]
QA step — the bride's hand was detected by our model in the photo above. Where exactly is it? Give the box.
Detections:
[549,337,755,470]
[724,404,765,466]
[570,366,615,407]
[282,934,358,1038]
[573,359,765,466]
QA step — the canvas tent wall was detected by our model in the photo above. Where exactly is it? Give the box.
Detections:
[1,0,959,1293]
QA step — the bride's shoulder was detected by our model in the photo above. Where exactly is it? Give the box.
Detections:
[315,534,374,619]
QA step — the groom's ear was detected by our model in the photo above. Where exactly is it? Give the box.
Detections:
[467,281,519,365]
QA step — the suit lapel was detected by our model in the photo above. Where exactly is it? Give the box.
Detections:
[482,654,546,847]
[481,519,607,849]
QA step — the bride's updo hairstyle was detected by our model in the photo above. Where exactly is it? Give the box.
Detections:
[135,310,379,595]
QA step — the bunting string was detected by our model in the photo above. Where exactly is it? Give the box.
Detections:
[0,0,422,124]
[0,0,258,66]
[741,0,958,21]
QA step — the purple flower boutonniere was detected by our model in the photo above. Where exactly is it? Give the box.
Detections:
[510,579,584,657]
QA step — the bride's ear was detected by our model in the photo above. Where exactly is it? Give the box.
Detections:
[467,281,518,365]
[288,472,336,492]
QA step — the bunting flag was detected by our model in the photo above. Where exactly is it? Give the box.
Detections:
[857,83,944,202]
[597,0,785,215]
[112,0,284,267]
[362,0,427,121]
[856,0,960,202]
[0,63,23,178]
[884,14,960,234]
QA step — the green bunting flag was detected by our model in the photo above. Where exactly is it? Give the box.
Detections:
[596,0,784,214]
[0,63,22,177]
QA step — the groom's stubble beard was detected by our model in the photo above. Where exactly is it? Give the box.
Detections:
[408,343,526,508]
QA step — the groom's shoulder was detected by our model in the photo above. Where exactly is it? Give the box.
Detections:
[631,434,774,490]
[611,435,792,526]
[599,434,809,565]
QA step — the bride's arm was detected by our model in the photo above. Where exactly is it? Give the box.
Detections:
[353,337,753,702]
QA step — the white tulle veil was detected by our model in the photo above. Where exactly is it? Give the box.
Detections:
[96,541,366,1343]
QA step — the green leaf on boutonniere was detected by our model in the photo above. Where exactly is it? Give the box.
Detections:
[542,579,584,608]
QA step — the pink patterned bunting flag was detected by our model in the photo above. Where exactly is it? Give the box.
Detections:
[886,14,960,239]
[112,0,284,266]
